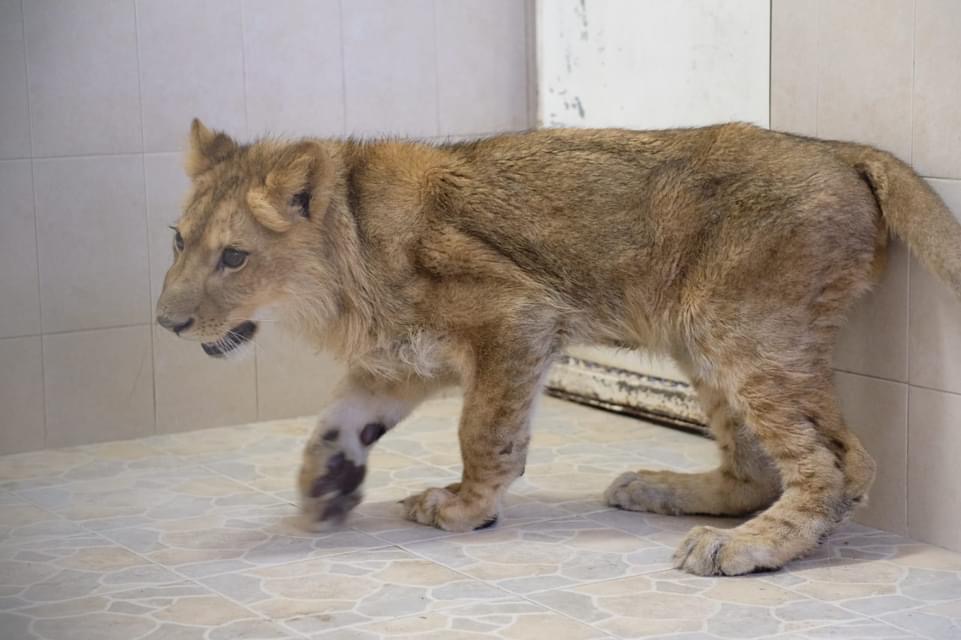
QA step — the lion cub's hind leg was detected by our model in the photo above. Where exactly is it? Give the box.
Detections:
[672,370,876,576]
[605,381,781,517]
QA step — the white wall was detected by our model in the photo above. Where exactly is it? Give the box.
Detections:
[537,0,770,129]
[538,0,770,383]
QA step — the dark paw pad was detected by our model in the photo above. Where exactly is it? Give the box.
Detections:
[474,516,498,531]
[319,492,363,523]
[309,452,366,498]
[360,422,387,446]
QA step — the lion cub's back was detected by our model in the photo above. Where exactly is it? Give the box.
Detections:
[433,125,879,297]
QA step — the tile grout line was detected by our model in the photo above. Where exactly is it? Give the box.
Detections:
[27,161,47,450]
[336,0,348,136]
[525,0,537,129]
[814,0,822,139]
[833,367,961,399]
[904,0,919,547]
[132,0,158,438]
[19,0,48,449]
[430,0,442,137]
[767,0,772,129]
[238,0,250,139]
[19,0,35,159]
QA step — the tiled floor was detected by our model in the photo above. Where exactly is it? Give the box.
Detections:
[1,397,960,639]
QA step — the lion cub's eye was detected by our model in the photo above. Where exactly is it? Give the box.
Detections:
[220,247,248,270]
[171,227,184,252]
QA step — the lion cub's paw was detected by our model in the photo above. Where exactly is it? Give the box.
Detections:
[401,485,498,532]
[673,525,782,576]
[297,422,387,529]
[604,471,683,515]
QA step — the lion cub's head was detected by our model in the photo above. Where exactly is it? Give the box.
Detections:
[155,120,337,357]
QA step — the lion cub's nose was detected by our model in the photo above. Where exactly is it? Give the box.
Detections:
[157,315,194,335]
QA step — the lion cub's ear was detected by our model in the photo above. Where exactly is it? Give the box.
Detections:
[246,141,334,233]
[185,118,238,178]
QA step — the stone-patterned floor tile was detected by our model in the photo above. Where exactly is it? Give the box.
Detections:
[1,581,298,640]
[15,464,285,532]
[764,529,961,622]
[768,618,925,638]
[0,532,185,612]
[403,517,674,595]
[527,569,873,639]
[92,501,388,578]
[145,417,311,463]
[0,441,183,492]
[0,494,87,546]
[584,507,745,552]
[879,599,961,640]
[196,546,512,636]
[310,599,613,639]
[4,395,961,638]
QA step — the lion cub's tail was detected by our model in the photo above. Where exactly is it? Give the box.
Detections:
[830,141,961,297]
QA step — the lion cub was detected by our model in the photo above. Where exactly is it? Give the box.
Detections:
[156,119,961,576]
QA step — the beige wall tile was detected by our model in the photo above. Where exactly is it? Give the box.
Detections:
[435,0,530,136]
[913,0,961,179]
[242,0,344,138]
[817,0,914,161]
[34,156,150,333]
[770,0,818,136]
[0,161,40,338]
[0,336,44,454]
[23,0,141,156]
[908,386,961,552]
[910,179,961,394]
[137,0,246,152]
[143,152,190,308]
[255,323,343,421]
[834,372,908,534]
[43,325,154,448]
[0,0,31,159]
[834,239,909,382]
[153,327,257,433]
[341,0,438,137]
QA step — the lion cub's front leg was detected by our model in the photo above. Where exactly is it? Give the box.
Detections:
[298,371,434,529]
[402,338,554,532]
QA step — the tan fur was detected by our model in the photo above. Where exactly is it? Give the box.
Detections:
[156,119,961,575]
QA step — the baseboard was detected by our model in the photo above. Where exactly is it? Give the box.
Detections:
[545,355,710,437]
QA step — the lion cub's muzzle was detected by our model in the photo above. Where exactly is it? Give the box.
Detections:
[200,320,258,358]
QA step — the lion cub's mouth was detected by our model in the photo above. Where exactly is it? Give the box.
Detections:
[201,321,258,358]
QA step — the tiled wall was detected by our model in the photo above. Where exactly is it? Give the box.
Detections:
[0,0,532,454]
[772,0,961,551]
